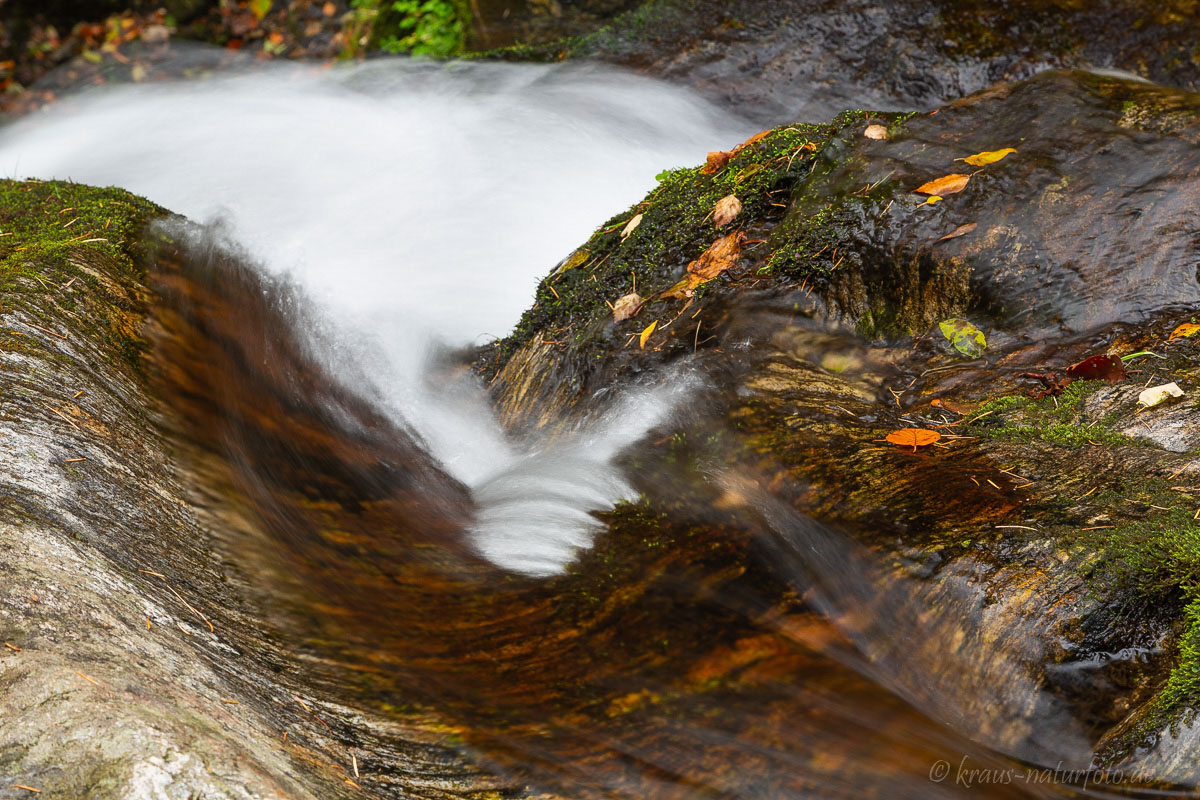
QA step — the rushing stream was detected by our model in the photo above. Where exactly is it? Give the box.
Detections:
[0,56,748,575]
[0,54,1182,798]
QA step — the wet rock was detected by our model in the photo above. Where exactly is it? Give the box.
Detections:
[566,0,1200,125]
[486,69,1200,784]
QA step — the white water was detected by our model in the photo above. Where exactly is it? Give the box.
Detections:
[0,56,751,574]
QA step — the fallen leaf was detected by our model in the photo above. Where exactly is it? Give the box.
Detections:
[612,292,644,322]
[713,194,742,227]
[1139,382,1184,408]
[639,321,658,349]
[621,213,643,240]
[863,124,889,140]
[1066,354,1125,383]
[323,1,337,15]
[936,222,977,242]
[660,276,694,299]
[939,318,987,358]
[923,196,943,205]
[915,174,970,196]
[1170,322,1200,341]
[957,147,1017,167]
[731,129,772,155]
[885,428,942,451]
[249,0,273,20]
[555,249,589,274]
[701,151,732,174]
[688,231,745,281]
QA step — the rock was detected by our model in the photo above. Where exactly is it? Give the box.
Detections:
[0,180,501,799]
[566,0,1200,124]
[484,69,1200,782]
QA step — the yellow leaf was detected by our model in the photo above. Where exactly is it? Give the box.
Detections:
[1170,322,1200,341]
[957,147,1016,167]
[712,194,742,227]
[923,195,942,205]
[915,174,970,196]
[249,0,273,20]
[639,321,658,349]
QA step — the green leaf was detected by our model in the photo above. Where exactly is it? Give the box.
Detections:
[939,318,987,358]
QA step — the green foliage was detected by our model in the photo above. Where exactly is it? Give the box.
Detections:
[352,0,464,58]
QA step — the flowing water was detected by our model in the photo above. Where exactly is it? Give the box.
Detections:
[0,54,1181,798]
[0,56,746,575]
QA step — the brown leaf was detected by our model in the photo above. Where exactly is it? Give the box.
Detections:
[884,428,941,451]
[712,194,742,227]
[612,292,644,322]
[936,222,977,243]
[688,232,745,281]
[915,174,970,196]
[701,151,732,174]
[863,124,889,140]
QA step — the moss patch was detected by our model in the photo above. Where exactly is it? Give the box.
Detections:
[0,179,166,373]
[965,381,1139,448]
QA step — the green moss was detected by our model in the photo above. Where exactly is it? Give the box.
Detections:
[965,381,1137,448]
[0,179,165,373]
[481,121,836,377]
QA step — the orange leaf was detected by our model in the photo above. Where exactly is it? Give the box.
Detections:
[730,129,772,155]
[915,174,970,196]
[688,231,745,281]
[701,151,732,175]
[884,428,942,451]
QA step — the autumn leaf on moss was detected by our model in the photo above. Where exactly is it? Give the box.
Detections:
[1170,322,1200,341]
[916,174,970,196]
[863,124,889,140]
[702,151,732,174]
[885,428,941,451]
[660,232,746,299]
[689,231,745,280]
[713,195,742,227]
[621,213,643,240]
[731,129,772,156]
[612,292,643,323]
[957,148,1016,167]
[639,321,658,349]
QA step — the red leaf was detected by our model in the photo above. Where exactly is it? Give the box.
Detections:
[1065,355,1125,383]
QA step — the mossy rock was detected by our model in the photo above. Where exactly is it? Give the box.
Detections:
[483,69,1200,779]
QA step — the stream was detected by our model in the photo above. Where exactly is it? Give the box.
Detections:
[0,53,1179,798]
